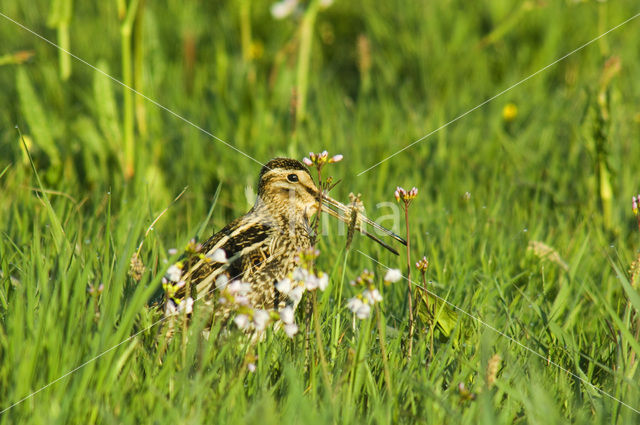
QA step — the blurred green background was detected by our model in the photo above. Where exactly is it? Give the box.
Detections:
[1,0,640,423]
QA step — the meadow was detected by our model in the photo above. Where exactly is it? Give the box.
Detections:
[1,0,640,423]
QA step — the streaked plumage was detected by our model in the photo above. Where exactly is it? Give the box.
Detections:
[169,157,405,314]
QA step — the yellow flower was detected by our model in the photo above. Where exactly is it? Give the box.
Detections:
[502,103,518,122]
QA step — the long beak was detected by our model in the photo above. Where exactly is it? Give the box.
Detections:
[320,194,407,255]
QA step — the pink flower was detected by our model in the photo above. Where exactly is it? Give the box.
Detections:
[303,151,343,168]
[394,186,418,205]
[415,257,429,272]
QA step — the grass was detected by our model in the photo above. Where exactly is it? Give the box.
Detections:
[1,0,640,423]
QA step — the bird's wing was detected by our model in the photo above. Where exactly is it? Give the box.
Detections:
[179,215,274,301]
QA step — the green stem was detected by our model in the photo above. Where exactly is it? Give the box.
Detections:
[421,270,433,360]
[120,0,140,179]
[348,315,369,404]
[330,249,349,361]
[295,0,320,126]
[376,304,392,394]
[239,0,256,85]
[404,205,414,359]
[48,0,73,80]
[312,292,332,394]
[133,0,147,136]
[57,23,71,80]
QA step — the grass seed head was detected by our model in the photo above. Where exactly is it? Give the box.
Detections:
[486,353,502,389]
[128,252,146,282]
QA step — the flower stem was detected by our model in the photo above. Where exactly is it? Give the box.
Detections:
[311,167,323,246]
[404,205,414,359]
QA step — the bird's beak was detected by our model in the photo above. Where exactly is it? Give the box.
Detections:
[320,194,407,255]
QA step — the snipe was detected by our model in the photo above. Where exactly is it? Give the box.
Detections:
[166,157,406,314]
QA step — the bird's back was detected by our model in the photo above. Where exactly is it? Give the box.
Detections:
[178,208,312,310]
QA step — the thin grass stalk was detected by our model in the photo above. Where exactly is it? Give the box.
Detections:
[295,0,319,132]
[330,249,349,362]
[57,21,71,80]
[347,314,371,405]
[312,291,332,394]
[239,0,255,86]
[120,0,140,179]
[48,0,73,80]
[133,0,147,136]
[375,304,392,395]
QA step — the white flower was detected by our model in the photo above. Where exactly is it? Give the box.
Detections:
[234,314,250,330]
[347,297,363,313]
[284,323,299,338]
[165,264,182,282]
[168,248,178,255]
[363,289,383,304]
[355,303,371,319]
[328,153,342,162]
[347,297,371,319]
[270,0,298,19]
[292,267,309,282]
[289,286,305,305]
[215,274,229,290]
[178,297,194,314]
[275,277,292,295]
[207,248,227,263]
[253,309,270,332]
[279,306,295,324]
[228,281,252,295]
[235,295,250,306]
[384,268,402,283]
[317,273,329,291]
[319,0,334,8]
[304,274,319,291]
[164,299,178,316]
[247,363,257,373]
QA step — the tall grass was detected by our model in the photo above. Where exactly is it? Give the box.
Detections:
[1,0,640,423]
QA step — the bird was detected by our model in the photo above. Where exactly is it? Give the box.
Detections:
[164,157,406,316]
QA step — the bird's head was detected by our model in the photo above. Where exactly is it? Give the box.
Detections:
[256,158,320,221]
[255,157,407,254]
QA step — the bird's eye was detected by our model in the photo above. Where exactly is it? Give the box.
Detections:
[287,173,299,182]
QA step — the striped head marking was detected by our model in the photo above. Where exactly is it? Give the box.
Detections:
[256,158,320,220]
